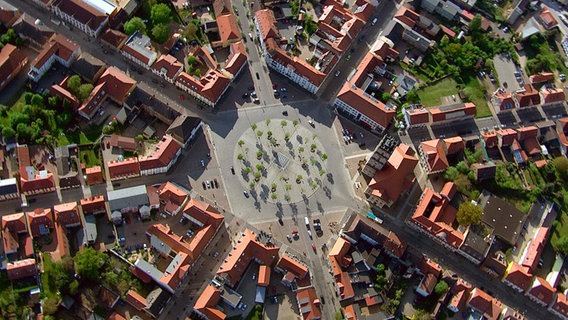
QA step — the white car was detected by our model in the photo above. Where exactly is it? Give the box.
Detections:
[334,70,341,77]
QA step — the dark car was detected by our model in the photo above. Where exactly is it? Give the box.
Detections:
[282,111,288,116]
[230,166,235,175]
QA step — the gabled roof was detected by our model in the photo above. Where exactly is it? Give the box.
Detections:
[166,115,201,144]
[527,277,556,305]
[516,84,541,107]
[217,229,279,287]
[258,265,271,287]
[368,144,418,204]
[100,28,128,49]
[296,287,321,320]
[444,136,465,155]
[108,157,140,179]
[552,292,568,318]
[53,202,80,226]
[194,285,226,320]
[152,54,183,79]
[2,212,27,233]
[109,135,136,151]
[336,82,396,129]
[420,139,449,172]
[493,88,515,110]
[216,14,240,42]
[12,13,54,46]
[26,208,53,237]
[541,87,565,104]
[467,288,503,320]
[182,198,224,229]
[122,31,156,65]
[0,44,28,89]
[482,130,498,146]
[80,195,106,215]
[79,66,136,118]
[126,289,148,310]
[213,0,232,16]
[6,258,37,281]
[138,136,181,171]
[498,128,517,146]
[31,34,79,69]
[52,0,107,31]
[394,6,420,28]
[342,214,407,258]
[529,72,554,84]
[0,0,20,27]
[516,126,538,140]
[266,38,326,87]
[71,52,106,83]
[255,9,279,41]
[85,166,103,185]
[504,262,532,291]
[277,254,309,279]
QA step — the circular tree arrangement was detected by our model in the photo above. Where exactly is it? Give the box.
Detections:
[233,119,328,204]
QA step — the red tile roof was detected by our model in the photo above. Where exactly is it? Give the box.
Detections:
[217,229,279,287]
[158,182,188,208]
[80,195,106,215]
[17,144,55,195]
[410,188,464,248]
[541,87,565,104]
[53,202,80,227]
[26,208,53,237]
[444,136,465,155]
[6,258,37,281]
[85,166,103,185]
[108,157,140,179]
[109,135,136,151]
[152,54,183,80]
[516,84,541,108]
[336,82,396,129]
[368,144,418,205]
[493,88,515,110]
[125,290,148,310]
[277,254,309,279]
[147,223,193,257]
[405,106,430,125]
[527,277,556,305]
[504,262,532,292]
[52,0,107,31]
[552,292,568,318]
[216,14,240,43]
[517,126,538,140]
[498,128,517,146]
[328,237,351,277]
[529,72,554,84]
[467,288,503,320]
[31,34,78,70]
[79,67,136,118]
[100,28,127,49]
[266,38,326,87]
[430,102,476,122]
[2,212,27,233]
[420,139,449,173]
[107,313,127,320]
[296,287,321,320]
[0,44,28,91]
[258,265,271,287]
[539,8,558,28]
[394,6,420,28]
[255,10,279,41]
[482,130,498,147]
[138,136,181,171]
[182,198,224,230]
[194,285,226,320]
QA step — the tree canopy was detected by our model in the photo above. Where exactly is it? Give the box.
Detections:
[552,157,568,178]
[557,236,568,256]
[74,247,107,280]
[456,201,483,226]
[151,24,170,43]
[434,280,449,296]
[124,17,146,35]
[150,3,172,25]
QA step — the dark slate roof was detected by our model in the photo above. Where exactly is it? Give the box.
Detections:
[166,115,202,143]
[12,13,54,45]
[71,52,106,83]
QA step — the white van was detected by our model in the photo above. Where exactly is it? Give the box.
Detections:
[304,217,310,228]
[371,17,378,26]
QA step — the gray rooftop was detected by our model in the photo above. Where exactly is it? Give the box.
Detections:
[135,258,163,281]
[124,31,156,63]
[107,185,149,211]
[0,178,17,195]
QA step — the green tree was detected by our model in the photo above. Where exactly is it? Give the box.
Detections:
[406,90,420,103]
[42,297,59,315]
[74,247,107,280]
[557,236,568,255]
[469,14,482,34]
[281,120,287,128]
[456,201,482,226]
[444,166,459,181]
[151,24,170,43]
[151,3,172,25]
[77,84,94,101]
[1,127,15,139]
[434,280,449,296]
[413,309,432,320]
[552,157,568,178]
[69,280,79,295]
[187,55,198,66]
[124,17,146,35]
[182,23,199,41]
[67,75,82,96]
[238,139,245,147]
[381,92,392,103]
[31,94,44,107]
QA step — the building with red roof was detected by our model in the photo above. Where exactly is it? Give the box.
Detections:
[529,72,555,84]
[317,2,364,54]
[429,102,476,123]
[541,87,565,105]
[175,69,231,108]
[6,258,37,281]
[482,130,498,148]
[53,202,81,228]
[193,285,226,320]
[447,278,472,313]
[550,292,568,320]
[139,135,181,176]
[156,182,189,215]
[2,212,32,258]
[85,166,103,185]
[28,34,80,82]
[276,254,309,287]
[520,227,548,272]
[17,144,56,196]
[121,31,157,69]
[296,287,321,320]
[537,7,558,29]
[409,184,464,249]
[78,66,136,120]
[366,144,418,208]
[125,289,148,311]
[182,198,224,230]
[404,105,430,127]
[492,88,516,111]
[107,157,140,181]
[498,128,518,147]
[151,54,183,83]
[467,288,503,320]
[26,208,53,238]
[80,196,106,215]
[418,139,449,174]
[258,265,271,287]
[51,0,109,38]
[217,229,279,287]
[0,44,28,92]
[526,276,556,307]
[515,84,541,108]
[328,237,355,300]
[223,41,248,78]
[503,262,533,293]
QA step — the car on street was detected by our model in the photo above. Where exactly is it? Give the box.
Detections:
[286,234,292,242]
[243,191,249,198]
[252,273,256,280]
[281,93,287,99]
[242,92,249,99]
[200,159,205,167]
[280,87,287,92]
[313,219,321,231]
[230,166,235,174]
[205,180,211,189]
[282,110,288,116]
[334,70,341,77]
[359,131,364,139]
[304,216,310,229]
[307,230,313,239]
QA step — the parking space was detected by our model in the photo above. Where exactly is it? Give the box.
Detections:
[493,54,522,91]
[517,107,544,124]
[335,116,383,156]
[497,111,518,127]
[542,103,567,119]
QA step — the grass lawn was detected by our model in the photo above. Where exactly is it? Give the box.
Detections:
[463,76,492,118]
[417,78,459,107]
[80,146,101,168]
[551,211,568,249]
[0,92,29,128]
[57,118,107,146]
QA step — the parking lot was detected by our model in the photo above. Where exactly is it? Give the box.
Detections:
[493,53,522,91]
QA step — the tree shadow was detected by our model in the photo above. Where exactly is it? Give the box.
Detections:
[241,170,250,182]
[254,200,262,211]
[322,185,332,199]
[327,173,334,184]
[296,134,303,144]
[276,202,283,219]
[259,184,270,203]
[302,194,309,206]
[290,203,298,221]
[316,201,324,213]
